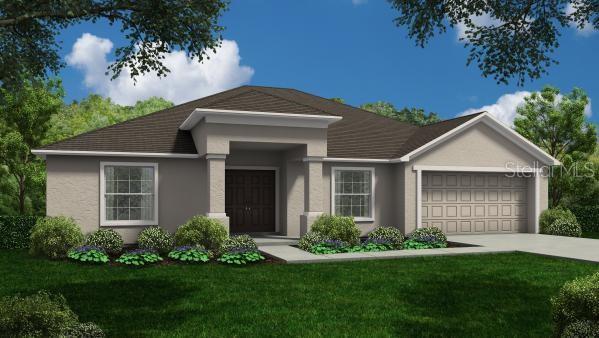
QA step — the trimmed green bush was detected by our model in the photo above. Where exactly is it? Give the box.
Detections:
[570,206,599,233]
[174,216,228,252]
[0,291,79,337]
[368,226,404,249]
[67,246,110,264]
[168,246,210,263]
[545,219,582,237]
[29,216,84,259]
[116,249,163,266]
[561,320,599,338]
[298,231,329,251]
[62,322,105,338]
[540,208,578,234]
[310,214,360,246]
[137,226,173,255]
[85,229,123,255]
[552,272,599,337]
[408,227,447,247]
[0,216,39,249]
[222,234,258,252]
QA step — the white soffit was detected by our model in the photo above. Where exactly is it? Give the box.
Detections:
[179,108,342,130]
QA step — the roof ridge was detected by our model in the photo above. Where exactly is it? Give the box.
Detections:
[249,87,340,117]
[419,111,486,128]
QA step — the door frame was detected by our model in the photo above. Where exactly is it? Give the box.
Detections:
[225,166,280,233]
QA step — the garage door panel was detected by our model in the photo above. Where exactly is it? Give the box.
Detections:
[422,173,527,234]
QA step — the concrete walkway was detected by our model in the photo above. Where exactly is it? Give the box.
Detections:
[448,233,599,263]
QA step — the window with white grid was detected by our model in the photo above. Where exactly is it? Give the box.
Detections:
[332,167,374,220]
[101,163,158,225]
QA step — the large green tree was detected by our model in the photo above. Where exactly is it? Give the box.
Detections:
[0,79,64,214]
[0,0,228,88]
[388,1,598,85]
[360,101,440,126]
[514,86,597,207]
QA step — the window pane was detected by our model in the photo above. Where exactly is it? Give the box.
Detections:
[105,181,116,194]
[115,167,129,180]
[130,167,142,180]
[141,207,153,220]
[130,195,141,208]
[106,208,117,220]
[130,180,141,193]
[117,181,129,194]
[117,195,129,208]
[130,208,141,220]
[141,180,153,194]
[117,208,129,220]
[141,167,153,180]
[105,167,115,180]
[106,195,116,208]
[352,206,361,217]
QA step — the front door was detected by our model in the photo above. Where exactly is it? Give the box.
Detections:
[225,169,276,233]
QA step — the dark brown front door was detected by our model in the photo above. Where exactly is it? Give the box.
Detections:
[225,170,276,233]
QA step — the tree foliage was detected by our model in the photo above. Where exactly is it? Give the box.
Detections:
[514,86,597,207]
[360,101,440,126]
[388,1,599,85]
[0,0,228,88]
[0,79,64,214]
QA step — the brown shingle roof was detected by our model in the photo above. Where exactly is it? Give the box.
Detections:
[40,85,483,159]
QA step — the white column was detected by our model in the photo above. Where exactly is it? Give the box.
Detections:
[534,170,540,234]
[300,157,324,235]
[416,169,422,229]
[205,154,229,231]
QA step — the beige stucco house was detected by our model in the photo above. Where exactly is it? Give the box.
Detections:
[33,86,559,243]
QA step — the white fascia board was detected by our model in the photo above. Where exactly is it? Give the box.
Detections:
[179,108,342,130]
[321,157,393,163]
[31,149,200,159]
[397,113,560,165]
[412,165,542,173]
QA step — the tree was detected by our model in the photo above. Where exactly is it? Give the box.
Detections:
[388,1,598,85]
[360,101,440,126]
[0,79,64,214]
[0,0,228,88]
[45,95,173,144]
[514,86,597,207]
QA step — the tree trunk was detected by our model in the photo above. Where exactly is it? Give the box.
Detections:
[18,175,26,214]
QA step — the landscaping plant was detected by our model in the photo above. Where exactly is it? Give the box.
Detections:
[0,216,38,249]
[570,206,599,233]
[403,239,440,250]
[0,291,104,337]
[298,231,329,251]
[168,246,210,263]
[352,238,393,252]
[85,229,123,255]
[29,216,84,259]
[367,226,405,249]
[137,226,173,255]
[222,234,258,252]
[544,219,582,238]
[310,214,360,246]
[309,239,348,254]
[67,246,109,264]
[551,272,599,337]
[116,249,162,266]
[174,216,228,252]
[406,227,447,249]
[218,248,265,265]
[540,208,578,234]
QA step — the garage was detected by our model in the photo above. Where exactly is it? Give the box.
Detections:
[421,172,528,234]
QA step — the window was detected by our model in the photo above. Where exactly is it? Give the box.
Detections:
[100,162,158,226]
[331,167,374,221]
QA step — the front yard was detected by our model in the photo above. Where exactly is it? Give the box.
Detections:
[0,250,597,337]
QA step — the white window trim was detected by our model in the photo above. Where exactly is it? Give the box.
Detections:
[331,166,375,222]
[100,162,159,226]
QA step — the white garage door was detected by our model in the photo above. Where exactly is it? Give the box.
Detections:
[422,172,528,234]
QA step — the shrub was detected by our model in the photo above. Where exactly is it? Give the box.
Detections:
[354,238,393,252]
[408,227,447,248]
[222,234,258,252]
[218,248,265,265]
[551,272,599,336]
[544,219,582,237]
[174,216,228,252]
[570,206,599,233]
[561,320,599,338]
[0,216,39,249]
[0,291,78,337]
[168,246,210,263]
[85,229,123,255]
[67,246,110,264]
[310,214,360,246]
[62,322,105,338]
[116,249,163,266]
[309,239,348,254]
[540,208,578,234]
[298,231,329,251]
[137,226,173,255]
[29,216,84,259]
[403,239,439,250]
[368,226,404,249]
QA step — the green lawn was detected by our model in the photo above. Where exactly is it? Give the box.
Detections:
[0,251,597,337]
[582,231,599,239]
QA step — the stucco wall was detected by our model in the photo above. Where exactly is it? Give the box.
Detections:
[401,123,550,234]
[46,155,206,243]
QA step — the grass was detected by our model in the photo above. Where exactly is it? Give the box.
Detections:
[0,251,597,337]
[582,231,599,239]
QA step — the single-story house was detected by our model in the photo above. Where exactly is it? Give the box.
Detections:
[33,86,559,243]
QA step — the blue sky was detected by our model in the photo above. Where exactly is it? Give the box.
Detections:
[58,0,599,125]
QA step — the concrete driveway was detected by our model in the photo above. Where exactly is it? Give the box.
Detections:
[449,234,599,263]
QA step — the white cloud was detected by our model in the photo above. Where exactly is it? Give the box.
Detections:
[458,91,593,126]
[66,33,255,105]
[456,14,502,42]
[352,0,367,5]
[565,2,597,36]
